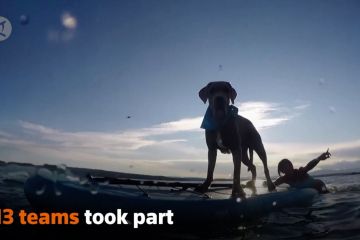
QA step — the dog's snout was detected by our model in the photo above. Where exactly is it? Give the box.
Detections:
[214,96,226,110]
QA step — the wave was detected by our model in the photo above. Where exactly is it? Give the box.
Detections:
[327,184,360,193]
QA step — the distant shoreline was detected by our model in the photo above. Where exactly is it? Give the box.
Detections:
[1,160,360,181]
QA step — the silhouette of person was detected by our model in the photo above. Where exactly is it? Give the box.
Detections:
[274,149,331,193]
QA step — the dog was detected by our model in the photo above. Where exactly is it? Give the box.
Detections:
[196,81,276,197]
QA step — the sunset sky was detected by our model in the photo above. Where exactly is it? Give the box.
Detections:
[1,0,360,178]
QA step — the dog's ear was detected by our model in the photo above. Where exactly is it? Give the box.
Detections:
[199,83,211,104]
[227,82,237,104]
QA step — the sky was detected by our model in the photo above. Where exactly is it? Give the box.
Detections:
[0,0,360,178]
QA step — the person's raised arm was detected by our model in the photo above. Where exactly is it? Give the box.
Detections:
[303,148,331,172]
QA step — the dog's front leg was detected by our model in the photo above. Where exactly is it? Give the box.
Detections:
[195,149,217,193]
[231,149,246,198]
[206,148,217,184]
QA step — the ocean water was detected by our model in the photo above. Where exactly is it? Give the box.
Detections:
[0,163,360,239]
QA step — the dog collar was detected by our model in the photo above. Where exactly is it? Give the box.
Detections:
[200,105,238,130]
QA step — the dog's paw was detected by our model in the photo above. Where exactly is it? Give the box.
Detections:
[245,180,255,188]
[194,185,206,193]
[267,181,276,191]
[231,186,246,199]
[231,191,246,200]
[194,180,211,193]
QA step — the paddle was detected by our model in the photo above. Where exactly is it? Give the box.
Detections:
[87,175,247,189]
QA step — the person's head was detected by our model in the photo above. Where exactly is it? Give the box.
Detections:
[278,159,294,176]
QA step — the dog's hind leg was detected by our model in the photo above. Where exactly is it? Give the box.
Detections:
[241,147,257,182]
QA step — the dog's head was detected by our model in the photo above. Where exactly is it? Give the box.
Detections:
[199,81,237,120]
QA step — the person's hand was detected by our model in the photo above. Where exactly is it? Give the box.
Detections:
[318,148,331,161]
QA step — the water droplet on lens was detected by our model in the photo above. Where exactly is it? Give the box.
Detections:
[237,225,246,230]
[236,197,241,203]
[328,106,336,114]
[55,187,62,196]
[318,78,326,86]
[272,201,277,206]
[20,14,30,25]
[36,185,46,195]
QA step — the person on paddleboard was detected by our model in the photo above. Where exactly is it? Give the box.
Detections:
[274,149,331,193]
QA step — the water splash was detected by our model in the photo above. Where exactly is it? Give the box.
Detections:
[3,171,30,183]
[56,164,67,172]
[328,184,360,193]
[100,180,109,186]
[79,178,89,185]
[37,168,54,181]
[66,175,80,182]
[89,184,99,195]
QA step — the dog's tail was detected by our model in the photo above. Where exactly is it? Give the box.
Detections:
[247,148,254,172]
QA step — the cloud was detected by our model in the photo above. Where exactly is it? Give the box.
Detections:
[237,101,298,130]
[16,101,297,151]
[150,117,203,133]
[294,103,311,111]
[0,131,14,138]
[0,101,316,176]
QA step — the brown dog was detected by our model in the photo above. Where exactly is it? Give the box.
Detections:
[196,81,275,197]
